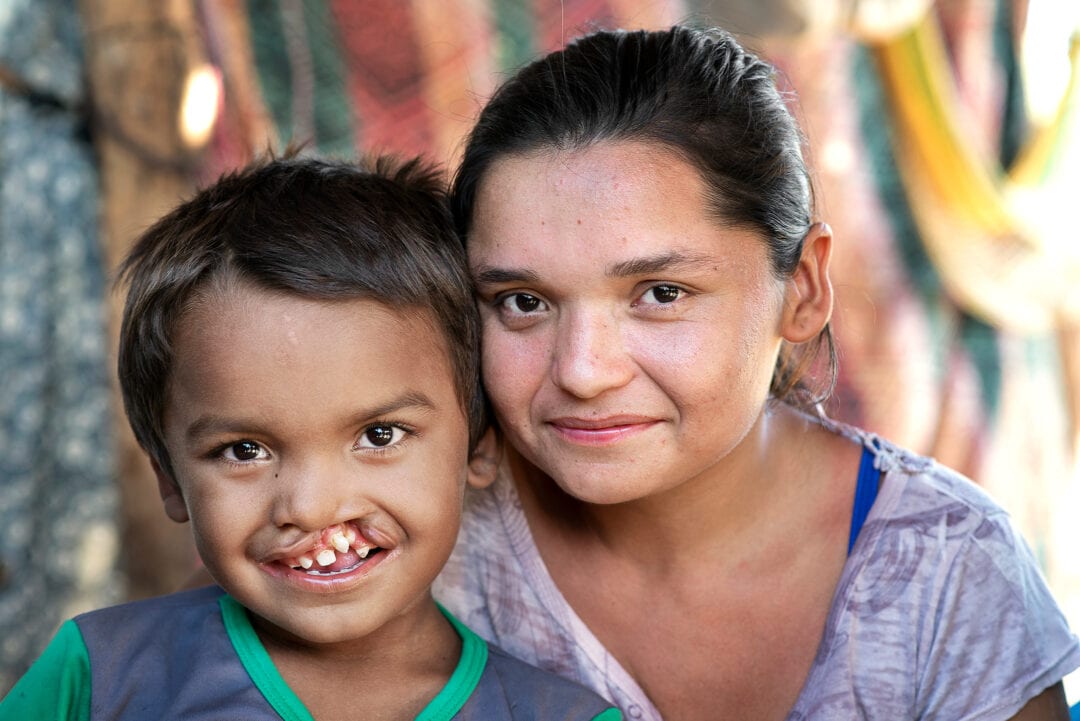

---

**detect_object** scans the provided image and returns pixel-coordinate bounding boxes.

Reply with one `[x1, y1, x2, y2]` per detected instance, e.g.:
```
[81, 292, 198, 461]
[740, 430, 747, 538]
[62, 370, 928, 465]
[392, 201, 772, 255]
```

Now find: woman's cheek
[481, 327, 548, 407]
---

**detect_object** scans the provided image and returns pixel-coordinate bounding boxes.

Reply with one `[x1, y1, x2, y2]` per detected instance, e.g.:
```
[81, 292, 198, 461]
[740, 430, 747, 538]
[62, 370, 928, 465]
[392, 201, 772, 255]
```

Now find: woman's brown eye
[653, 285, 680, 303]
[512, 294, 541, 312]
[643, 285, 681, 304]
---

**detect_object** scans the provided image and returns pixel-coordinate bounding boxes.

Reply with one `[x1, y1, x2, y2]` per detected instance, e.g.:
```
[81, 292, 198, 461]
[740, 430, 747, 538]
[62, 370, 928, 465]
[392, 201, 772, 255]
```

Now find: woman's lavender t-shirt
[433, 427, 1080, 720]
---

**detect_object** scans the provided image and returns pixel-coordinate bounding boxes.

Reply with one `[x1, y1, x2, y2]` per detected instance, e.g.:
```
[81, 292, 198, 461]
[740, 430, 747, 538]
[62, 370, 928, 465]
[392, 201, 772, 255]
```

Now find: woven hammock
[870, 11, 1080, 333]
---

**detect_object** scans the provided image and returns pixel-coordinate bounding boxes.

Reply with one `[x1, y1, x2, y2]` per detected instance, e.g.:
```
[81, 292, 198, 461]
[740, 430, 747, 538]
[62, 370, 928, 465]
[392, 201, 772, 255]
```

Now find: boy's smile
[157, 282, 471, 649]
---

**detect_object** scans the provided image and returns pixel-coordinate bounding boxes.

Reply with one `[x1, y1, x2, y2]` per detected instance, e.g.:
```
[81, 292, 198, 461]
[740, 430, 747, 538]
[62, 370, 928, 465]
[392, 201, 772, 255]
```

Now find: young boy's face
[156, 281, 472, 648]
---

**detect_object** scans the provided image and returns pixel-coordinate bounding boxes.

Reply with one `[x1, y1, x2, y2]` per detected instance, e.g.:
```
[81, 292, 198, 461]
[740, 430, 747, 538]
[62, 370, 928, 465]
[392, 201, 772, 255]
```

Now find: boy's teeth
[298, 555, 314, 570]
[315, 549, 337, 567]
[344, 527, 358, 545]
[330, 532, 350, 553]
[357, 545, 370, 559]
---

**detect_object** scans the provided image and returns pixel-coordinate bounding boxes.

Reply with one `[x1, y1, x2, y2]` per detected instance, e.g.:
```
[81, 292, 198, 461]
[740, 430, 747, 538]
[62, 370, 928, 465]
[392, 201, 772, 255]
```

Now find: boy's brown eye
[364, 425, 396, 447]
[231, 441, 261, 460]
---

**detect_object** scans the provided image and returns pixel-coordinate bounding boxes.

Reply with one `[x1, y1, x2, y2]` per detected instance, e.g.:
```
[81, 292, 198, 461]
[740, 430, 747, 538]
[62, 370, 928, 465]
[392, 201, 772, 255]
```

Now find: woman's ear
[152, 459, 190, 523]
[467, 427, 501, 489]
[781, 222, 834, 343]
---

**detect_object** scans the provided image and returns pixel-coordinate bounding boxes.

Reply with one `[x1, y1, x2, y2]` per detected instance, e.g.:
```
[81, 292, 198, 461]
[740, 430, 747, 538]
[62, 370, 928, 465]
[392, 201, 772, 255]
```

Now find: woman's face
[468, 140, 790, 504]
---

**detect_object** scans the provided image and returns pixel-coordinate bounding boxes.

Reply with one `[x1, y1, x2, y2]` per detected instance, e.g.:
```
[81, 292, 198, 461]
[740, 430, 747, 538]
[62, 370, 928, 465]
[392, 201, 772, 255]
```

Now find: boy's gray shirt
[72, 585, 616, 720]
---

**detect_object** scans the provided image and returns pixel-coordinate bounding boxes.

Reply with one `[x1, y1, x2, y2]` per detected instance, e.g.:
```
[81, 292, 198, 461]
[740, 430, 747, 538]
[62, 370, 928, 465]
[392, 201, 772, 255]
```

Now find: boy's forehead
[175, 283, 447, 358]
[165, 286, 464, 422]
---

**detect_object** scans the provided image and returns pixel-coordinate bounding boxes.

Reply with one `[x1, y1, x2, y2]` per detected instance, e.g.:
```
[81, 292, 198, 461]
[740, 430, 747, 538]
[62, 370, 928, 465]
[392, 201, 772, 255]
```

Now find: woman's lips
[547, 416, 660, 445]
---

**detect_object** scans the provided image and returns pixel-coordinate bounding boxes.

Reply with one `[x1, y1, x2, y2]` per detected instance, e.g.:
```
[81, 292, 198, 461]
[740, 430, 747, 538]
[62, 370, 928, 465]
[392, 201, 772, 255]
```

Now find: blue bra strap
[847, 446, 880, 556]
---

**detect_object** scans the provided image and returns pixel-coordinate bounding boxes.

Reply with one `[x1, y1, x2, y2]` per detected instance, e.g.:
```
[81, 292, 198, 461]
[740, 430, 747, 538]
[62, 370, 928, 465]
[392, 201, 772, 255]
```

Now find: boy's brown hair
[117, 154, 484, 481]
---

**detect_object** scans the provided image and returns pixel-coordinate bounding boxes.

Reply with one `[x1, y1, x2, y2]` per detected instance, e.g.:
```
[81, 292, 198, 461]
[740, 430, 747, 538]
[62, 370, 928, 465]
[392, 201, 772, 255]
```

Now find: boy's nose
[270, 458, 359, 531]
[550, 308, 634, 399]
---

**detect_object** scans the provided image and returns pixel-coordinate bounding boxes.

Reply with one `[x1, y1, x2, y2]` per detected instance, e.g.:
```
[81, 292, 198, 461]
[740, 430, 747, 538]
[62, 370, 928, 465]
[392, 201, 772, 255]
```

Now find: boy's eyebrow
[472, 251, 714, 287]
[350, 392, 439, 422]
[183, 392, 439, 442]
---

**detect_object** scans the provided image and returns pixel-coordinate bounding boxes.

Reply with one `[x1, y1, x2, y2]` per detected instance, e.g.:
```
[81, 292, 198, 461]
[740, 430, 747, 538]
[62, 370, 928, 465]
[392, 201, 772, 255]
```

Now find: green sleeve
[0, 620, 91, 721]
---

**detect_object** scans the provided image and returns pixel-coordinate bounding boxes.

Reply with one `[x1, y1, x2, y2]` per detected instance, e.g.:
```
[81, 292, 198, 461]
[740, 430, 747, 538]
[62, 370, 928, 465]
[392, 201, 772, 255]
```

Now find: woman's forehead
[478, 140, 693, 192]
[471, 142, 704, 229]
[466, 140, 765, 266]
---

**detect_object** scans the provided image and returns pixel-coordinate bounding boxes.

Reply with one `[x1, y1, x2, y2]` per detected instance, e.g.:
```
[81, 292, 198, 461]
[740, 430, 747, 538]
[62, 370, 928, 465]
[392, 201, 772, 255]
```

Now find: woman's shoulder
[821, 415, 1007, 524]
[796, 418, 1080, 719]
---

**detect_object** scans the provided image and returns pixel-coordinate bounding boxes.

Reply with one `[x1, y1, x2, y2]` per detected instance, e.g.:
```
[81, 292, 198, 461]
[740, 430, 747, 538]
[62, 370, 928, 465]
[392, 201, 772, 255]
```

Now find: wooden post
[78, 0, 206, 599]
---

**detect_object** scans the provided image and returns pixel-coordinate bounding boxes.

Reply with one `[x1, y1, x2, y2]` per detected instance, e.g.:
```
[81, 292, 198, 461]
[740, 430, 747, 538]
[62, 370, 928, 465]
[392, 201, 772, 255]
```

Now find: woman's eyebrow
[474, 252, 715, 285]
[472, 266, 540, 285]
[607, 250, 713, 278]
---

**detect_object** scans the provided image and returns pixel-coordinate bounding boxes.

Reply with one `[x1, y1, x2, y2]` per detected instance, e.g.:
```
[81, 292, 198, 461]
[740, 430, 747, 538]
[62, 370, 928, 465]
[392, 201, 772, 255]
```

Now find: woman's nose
[550, 308, 634, 399]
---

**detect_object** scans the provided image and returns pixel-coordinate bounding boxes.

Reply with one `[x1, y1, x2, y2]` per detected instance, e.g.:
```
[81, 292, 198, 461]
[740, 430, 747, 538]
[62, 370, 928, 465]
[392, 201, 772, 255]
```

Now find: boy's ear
[781, 222, 834, 343]
[466, 427, 501, 490]
[151, 459, 190, 524]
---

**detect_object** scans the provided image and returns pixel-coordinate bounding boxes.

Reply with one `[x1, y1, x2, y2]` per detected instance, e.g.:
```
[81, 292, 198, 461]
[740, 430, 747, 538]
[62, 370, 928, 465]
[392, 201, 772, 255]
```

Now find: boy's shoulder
[463, 642, 620, 720]
[76, 584, 225, 623]
[72, 585, 276, 719]
[73, 582, 227, 651]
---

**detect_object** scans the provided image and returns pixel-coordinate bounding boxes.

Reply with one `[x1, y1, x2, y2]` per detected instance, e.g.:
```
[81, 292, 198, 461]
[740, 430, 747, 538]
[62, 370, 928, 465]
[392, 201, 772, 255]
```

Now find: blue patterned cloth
[0, 0, 119, 693]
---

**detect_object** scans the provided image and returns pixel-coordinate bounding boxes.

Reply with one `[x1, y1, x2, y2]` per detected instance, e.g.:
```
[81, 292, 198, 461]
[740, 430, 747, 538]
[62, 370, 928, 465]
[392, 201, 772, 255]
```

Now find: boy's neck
[252, 597, 461, 721]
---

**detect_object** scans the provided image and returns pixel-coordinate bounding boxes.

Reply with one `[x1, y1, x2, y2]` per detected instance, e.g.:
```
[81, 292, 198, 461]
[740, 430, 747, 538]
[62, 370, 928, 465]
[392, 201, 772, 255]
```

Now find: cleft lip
[258, 531, 321, 565]
[270, 520, 388, 571]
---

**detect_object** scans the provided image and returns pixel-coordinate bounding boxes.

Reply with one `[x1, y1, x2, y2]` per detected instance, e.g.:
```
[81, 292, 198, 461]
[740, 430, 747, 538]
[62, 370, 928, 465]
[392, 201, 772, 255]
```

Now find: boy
[0, 155, 621, 721]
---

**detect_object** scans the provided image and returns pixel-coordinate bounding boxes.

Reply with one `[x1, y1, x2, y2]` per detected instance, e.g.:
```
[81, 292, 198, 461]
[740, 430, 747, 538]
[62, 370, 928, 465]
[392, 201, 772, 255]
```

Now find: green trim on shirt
[0, 619, 91, 721]
[417, 603, 489, 720]
[219, 595, 488, 720]
[219, 595, 315, 721]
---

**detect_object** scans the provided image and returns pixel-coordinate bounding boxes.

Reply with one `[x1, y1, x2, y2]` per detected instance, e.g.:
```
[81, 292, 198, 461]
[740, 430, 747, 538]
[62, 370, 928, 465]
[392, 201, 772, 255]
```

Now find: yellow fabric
[870, 14, 1080, 332]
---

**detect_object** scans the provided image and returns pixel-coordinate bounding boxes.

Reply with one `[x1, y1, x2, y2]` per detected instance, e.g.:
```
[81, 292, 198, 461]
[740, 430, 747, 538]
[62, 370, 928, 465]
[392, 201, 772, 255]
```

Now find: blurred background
[2, 0, 1078, 701]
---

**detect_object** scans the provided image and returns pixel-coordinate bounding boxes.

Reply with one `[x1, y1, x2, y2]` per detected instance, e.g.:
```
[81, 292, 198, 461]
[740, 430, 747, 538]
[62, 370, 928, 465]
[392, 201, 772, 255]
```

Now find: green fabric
[301, 1, 354, 157]
[853, 43, 1003, 416]
[591, 708, 624, 721]
[244, 0, 354, 157]
[992, 0, 1027, 171]
[493, 0, 536, 72]
[245, 0, 294, 145]
[0, 619, 91, 721]
[220, 595, 315, 721]
[219, 595, 488, 720]
[418, 603, 489, 720]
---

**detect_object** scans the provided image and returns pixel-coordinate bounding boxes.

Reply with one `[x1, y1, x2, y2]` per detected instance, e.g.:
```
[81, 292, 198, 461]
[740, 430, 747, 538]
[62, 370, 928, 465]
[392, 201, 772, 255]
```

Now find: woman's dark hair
[451, 25, 836, 406]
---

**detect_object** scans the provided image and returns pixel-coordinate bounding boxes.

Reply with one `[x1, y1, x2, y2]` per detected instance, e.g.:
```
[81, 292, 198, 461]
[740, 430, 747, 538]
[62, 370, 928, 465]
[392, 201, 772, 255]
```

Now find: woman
[433, 25, 1080, 720]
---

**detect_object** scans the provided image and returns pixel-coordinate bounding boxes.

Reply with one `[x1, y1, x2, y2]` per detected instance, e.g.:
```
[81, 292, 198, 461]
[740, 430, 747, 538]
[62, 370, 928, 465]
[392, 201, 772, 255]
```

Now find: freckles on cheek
[482, 335, 546, 393]
[481, 343, 544, 438]
[635, 332, 705, 374]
